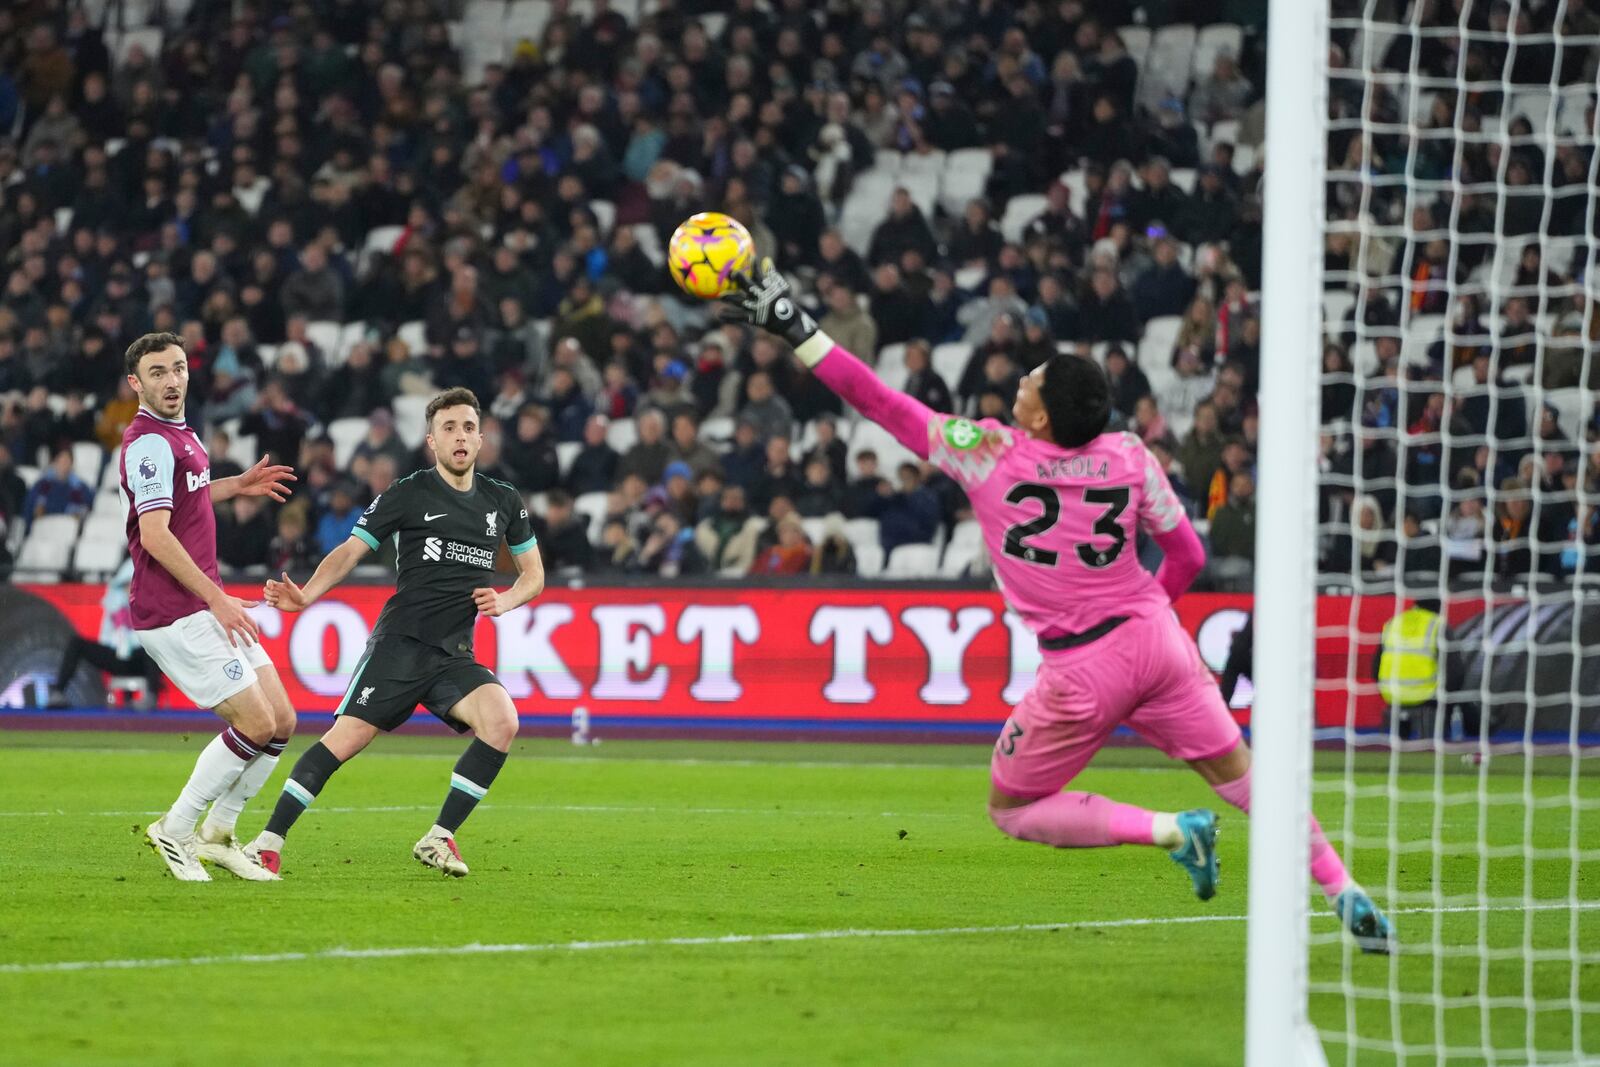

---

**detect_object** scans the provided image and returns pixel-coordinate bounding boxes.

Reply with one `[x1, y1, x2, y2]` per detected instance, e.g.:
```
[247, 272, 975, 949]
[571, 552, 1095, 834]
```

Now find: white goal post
[1248, 0, 1329, 1062]
[1251, 1, 1600, 1064]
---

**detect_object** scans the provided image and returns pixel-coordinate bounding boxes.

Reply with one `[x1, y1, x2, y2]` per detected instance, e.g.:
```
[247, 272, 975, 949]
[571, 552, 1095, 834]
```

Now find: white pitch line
[0, 801, 966, 819]
[2, 901, 1596, 977]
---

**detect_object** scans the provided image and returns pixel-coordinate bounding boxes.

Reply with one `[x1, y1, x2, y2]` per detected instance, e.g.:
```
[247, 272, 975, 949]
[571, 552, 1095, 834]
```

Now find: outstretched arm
[798, 334, 935, 460]
[264, 537, 370, 612]
[722, 259, 938, 459]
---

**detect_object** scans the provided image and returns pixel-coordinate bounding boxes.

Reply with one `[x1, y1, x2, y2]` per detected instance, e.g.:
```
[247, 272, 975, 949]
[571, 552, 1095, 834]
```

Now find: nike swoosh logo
[1191, 830, 1209, 869]
[424, 512, 447, 521]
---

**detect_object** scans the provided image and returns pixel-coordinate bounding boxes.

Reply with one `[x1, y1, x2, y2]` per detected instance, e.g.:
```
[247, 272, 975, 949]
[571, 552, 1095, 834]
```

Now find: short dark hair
[1038, 355, 1112, 448]
[125, 331, 185, 376]
[425, 387, 481, 429]
[546, 488, 573, 509]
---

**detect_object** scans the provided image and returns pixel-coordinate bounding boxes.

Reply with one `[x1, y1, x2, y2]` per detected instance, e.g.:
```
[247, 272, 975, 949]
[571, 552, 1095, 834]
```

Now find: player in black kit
[250, 388, 545, 877]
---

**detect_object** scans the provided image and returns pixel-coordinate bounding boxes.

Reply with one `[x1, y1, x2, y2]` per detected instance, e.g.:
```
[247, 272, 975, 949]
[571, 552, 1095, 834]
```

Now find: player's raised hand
[264, 572, 309, 613]
[209, 594, 261, 647]
[472, 586, 507, 617]
[236, 454, 297, 502]
[717, 257, 819, 348]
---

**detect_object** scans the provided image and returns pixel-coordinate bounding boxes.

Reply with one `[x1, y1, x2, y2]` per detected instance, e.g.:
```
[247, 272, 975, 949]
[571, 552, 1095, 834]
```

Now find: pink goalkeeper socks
[1209, 767, 1352, 899]
[989, 791, 1157, 848]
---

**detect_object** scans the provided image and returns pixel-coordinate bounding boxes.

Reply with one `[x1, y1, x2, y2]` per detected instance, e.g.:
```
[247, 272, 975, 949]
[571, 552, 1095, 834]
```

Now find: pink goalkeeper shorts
[991, 610, 1244, 799]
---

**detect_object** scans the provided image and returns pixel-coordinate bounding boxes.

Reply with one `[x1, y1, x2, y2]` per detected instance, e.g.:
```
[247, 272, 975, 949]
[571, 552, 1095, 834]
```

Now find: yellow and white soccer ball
[668, 211, 756, 300]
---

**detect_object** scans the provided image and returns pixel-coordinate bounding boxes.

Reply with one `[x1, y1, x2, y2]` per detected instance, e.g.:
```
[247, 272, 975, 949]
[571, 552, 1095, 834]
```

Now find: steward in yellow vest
[1375, 600, 1442, 739]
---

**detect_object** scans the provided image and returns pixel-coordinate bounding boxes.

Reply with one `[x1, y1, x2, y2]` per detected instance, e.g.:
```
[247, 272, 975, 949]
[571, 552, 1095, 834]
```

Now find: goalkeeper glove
[719, 257, 820, 351]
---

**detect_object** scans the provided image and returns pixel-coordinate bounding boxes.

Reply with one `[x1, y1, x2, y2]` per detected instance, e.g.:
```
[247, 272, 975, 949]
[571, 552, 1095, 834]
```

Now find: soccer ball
[668, 212, 755, 300]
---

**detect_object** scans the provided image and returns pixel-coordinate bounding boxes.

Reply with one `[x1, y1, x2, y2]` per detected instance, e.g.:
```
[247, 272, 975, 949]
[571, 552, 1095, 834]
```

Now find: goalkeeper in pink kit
[723, 261, 1392, 953]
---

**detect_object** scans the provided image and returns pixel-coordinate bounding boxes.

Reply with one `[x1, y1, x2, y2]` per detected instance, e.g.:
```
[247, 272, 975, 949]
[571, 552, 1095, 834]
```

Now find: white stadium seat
[392, 395, 430, 448]
[885, 543, 940, 578]
[854, 543, 884, 577]
[73, 537, 126, 576]
[327, 417, 370, 469]
[1000, 193, 1048, 243]
[573, 491, 609, 537]
[606, 417, 638, 454]
[556, 441, 581, 477]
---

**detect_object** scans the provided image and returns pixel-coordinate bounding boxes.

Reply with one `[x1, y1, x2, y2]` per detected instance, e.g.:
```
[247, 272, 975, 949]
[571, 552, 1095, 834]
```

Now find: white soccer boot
[145, 816, 211, 882]
[195, 823, 279, 882]
[413, 832, 469, 877]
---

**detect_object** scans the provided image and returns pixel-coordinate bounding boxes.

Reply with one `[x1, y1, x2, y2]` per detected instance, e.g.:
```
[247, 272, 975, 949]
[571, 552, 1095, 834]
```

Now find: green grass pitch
[1, 730, 1595, 1066]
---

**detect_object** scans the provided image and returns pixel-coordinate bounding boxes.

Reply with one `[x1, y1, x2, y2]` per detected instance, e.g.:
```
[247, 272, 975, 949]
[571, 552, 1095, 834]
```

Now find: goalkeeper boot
[145, 816, 211, 882]
[413, 832, 469, 878]
[1333, 885, 1394, 955]
[195, 823, 279, 882]
[1168, 809, 1220, 901]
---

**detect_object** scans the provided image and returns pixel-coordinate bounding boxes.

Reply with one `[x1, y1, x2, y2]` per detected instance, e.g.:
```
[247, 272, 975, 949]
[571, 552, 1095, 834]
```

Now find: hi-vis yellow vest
[1378, 607, 1441, 706]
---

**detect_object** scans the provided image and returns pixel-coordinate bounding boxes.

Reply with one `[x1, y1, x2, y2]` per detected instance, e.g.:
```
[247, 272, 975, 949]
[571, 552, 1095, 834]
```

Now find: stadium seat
[256, 343, 278, 369]
[999, 193, 1048, 243]
[359, 226, 406, 275]
[1139, 315, 1182, 365]
[947, 519, 982, 552]
[462, 0, 505, 25]
[1168, 168, 1197, 194]
[228, 434, 258, 471]
[844, 517, 881, 551]
[556, 441, 581, 477]
[397, 320, 428, 355]
[338, 321, 369, 361]
[1544, 388, 1591, 441]
[92, 488, 124, 517]
[589, 199, 616, 236]
[697, 11, 727, 38]
[18, 516, 80, 572]
[1059, 168, 1088, 216]
[81, 514, 123, 547]
[573, 491, 609, 537]
[327, 417, 369, 469]
[505, 0, 551, 40]
[800, 517, 829, 545]
[73, 536, 125, 576]
[1118, 25, 1152, 69]
[930, 342, 972, 388]
[71, 442, 103, 485]
[940, 542, 984, 578]
[393, 395, 430, 448]
[1557, 85, 1596, 138]
[305, 321, 342, 363]
[885, 543, 940, 578]
[112, 28, 163, 65]
[1231, 144, 1257, 174]
[953, 265, 987, 291]
[900, 149, 947, 176]
[699, 416, 734, 444]
[1139, 24, 1198, 112]
[1192, 23, 1243, 84]
[631, 224, 665, 266]
[606, 417, 638, 454]
[854, 543, 884, 577]
[1321, 291, 1356, 340]
[1207, 119, 1241, 151]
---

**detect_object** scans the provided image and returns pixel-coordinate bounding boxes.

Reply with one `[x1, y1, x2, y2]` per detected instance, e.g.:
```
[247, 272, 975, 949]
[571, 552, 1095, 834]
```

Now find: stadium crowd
[0, 0, 1593, 591]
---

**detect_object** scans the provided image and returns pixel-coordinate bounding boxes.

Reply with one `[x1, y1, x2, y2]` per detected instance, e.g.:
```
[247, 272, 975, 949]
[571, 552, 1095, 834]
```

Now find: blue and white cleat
[1169, 809, 1220, 901]
[1333, 885, 1394, 955]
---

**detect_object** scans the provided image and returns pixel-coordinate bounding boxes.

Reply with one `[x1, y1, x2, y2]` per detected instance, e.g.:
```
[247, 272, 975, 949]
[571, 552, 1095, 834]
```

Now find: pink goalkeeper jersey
[811, 342, 1194, 640]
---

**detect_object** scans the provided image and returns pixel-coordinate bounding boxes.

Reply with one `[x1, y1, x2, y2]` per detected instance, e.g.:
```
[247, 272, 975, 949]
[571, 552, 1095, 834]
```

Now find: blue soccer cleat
[1333, 885, 1394, 955]
[1169, 809, 1220, 901]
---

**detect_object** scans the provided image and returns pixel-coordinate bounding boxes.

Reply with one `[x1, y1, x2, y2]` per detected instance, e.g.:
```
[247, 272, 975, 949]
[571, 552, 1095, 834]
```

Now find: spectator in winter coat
[1131, 236, 1197, 322]
[863, 463, 941, 554]
[867, 188, 938, 267]
[818, 285, 879, 364]
[535, 490, 596, 573]
[565, 414, 620, 496]
[617, 409, 672, 485]
[903, 339, 954, 414]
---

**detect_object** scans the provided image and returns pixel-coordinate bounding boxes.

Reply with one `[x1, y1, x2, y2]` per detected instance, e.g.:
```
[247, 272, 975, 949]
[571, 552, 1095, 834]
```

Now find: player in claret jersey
[121, 332, 298, 882]
[722, 262, 1393, 953]
[253, 387, 545, 878]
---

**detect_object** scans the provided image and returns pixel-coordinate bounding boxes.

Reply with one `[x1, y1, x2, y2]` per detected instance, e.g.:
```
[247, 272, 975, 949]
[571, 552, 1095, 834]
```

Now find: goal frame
[1246, 0, 1330, 1064]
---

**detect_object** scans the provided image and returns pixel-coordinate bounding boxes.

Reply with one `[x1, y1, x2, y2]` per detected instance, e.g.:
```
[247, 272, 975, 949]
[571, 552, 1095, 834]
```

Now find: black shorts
[335, 634, 499, 734]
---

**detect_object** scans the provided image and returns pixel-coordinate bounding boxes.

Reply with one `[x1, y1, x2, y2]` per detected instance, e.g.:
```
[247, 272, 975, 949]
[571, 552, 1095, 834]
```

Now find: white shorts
[137, 609, 274, 710]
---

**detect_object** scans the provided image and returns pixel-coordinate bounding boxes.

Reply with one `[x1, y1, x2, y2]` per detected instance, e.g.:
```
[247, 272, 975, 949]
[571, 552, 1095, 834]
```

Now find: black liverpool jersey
[351, 468, 537, 655]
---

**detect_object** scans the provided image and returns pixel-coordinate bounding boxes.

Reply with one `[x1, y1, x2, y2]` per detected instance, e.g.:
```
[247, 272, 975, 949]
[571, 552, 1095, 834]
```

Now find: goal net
[1253, 0, 1600, 1063]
